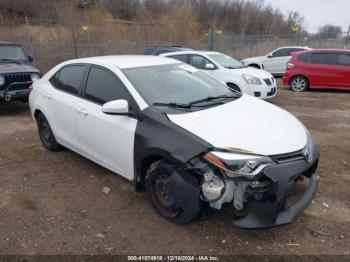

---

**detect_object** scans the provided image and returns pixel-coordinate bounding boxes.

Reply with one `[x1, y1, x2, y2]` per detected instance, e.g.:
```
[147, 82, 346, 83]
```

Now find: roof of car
[62, 55, 180, 69]
[160, 50, 222, 56]
[276, 46, 310, 49]
[292, 48, 350, 55]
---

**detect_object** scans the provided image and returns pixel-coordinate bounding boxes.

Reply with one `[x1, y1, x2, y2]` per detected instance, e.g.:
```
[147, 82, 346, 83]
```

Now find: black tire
[36, 113, 62, 152]
[227, 83, 241, 93]
[290, 76, 309, 92]
[19, 98, 28, 103]
[146, 160, 200, 225]
[248, 64, 260, 69]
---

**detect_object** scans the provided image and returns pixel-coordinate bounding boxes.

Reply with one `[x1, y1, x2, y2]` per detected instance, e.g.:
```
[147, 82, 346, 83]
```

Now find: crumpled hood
[167, 95, 307, 156]
[224, 66, 272, 79]
[0, 63, 40, 74]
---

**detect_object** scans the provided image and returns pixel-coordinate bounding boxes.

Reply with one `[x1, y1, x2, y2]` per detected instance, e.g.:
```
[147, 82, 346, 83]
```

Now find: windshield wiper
[153, 102, 191, 109]
[189, 95, 239, 106]
[0, 58, 21, 64]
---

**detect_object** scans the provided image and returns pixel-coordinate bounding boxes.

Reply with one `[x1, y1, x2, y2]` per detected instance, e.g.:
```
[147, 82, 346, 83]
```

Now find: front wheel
[37, 113, 62, 152]
[227, 83, 241, 93]
[290, 76, 309, 92]
[146, 160, 200, 225]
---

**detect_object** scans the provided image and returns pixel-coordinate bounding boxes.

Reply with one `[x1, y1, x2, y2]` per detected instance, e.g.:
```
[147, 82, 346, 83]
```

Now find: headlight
[0, 75, 5, 86]
[303, 131, 315, 163]
[242, 74, 261, 85]
[30, 73, 40, 82]
[203, 151, 274, 178]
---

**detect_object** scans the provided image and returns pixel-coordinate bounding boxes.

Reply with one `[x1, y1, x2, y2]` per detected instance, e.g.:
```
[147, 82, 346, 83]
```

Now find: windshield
[123, 64, 236, 107]
[0, 45, 27, 61]
[208, 53, 244, 69]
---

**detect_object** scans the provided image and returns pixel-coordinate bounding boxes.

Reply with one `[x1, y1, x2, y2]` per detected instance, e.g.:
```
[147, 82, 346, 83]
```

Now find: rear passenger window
[169, 54, 189, 63]
[50, 65, 85, 95]
[190, 55, 213, 69]
[335, 54, 350, 66]
[85, 66, 132, 105]
[310, 53, 334, 65]
[298, 53, 310, 62]
[153, 49, 174, 55]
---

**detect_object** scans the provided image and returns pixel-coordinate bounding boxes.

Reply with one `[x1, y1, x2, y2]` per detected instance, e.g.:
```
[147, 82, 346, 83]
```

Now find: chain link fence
[211, 32, 350, 60]
[0, 15, 349, 72]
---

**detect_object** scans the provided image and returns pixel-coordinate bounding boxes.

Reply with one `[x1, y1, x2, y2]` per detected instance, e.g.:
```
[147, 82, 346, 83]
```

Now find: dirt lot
[0, 86, 349, 258]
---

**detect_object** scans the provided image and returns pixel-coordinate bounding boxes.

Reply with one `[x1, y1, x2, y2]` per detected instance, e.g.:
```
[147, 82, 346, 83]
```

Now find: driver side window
[190, 55, 214, 70]
[271, 48, 290, 58]
[84, 66, 133, 105]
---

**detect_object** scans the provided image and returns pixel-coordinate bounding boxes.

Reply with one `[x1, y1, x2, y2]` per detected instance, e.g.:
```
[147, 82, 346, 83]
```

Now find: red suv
[283, 49, 350, 92]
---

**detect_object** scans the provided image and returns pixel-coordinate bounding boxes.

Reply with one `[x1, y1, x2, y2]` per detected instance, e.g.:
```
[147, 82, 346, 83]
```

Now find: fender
[133, 107, 213, 190]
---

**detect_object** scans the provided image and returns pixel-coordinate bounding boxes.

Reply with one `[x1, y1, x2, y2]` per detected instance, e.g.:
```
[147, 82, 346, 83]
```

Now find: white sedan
[29, 55, 319, 228]
[241, 46, 311, 76]
[160, 51, 277, 99]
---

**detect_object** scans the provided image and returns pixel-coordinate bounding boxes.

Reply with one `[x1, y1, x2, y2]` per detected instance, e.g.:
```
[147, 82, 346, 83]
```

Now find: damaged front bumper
[232, 158, 319, 229]
[168, 144, 320, 229]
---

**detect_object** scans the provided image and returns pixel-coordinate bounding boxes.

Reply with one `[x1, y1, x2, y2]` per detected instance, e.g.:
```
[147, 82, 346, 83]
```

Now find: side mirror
[267, 54, 273, 58]
[102, 99, 129, 115]
[205, 63, 215, 70]
[28, 55, 34, 62]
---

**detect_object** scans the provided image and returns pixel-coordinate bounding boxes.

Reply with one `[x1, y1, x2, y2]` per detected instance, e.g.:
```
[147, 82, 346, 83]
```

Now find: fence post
[25, 16, 34, 55]
[250, 37, 253, 57]
[208, 28, 213, 50]
[345, 25, 350, 48]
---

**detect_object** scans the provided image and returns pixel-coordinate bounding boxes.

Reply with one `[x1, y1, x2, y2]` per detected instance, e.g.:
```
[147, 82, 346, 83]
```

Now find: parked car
[161, 51, 277, 99]
[241, 46, 311, 76]
[29, 55, 319, 229]
[0, 42, 41, 102]
[284, 49, 350, 92]
[143, 46, 192, 56]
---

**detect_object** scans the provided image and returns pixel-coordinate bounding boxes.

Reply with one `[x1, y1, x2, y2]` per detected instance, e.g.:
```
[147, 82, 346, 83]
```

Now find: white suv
[161, 51, 277, 99]
[241, 46, 311, 76]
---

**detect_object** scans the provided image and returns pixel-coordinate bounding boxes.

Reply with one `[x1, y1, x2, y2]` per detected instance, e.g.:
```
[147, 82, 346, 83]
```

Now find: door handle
[76, 107, 88, 116]
[42, 92, 51, 99]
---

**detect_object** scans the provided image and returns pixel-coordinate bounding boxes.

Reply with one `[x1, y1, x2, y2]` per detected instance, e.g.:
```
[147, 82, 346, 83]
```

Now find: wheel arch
[226, 82, 241, 92]
[134, 149, 183, 192]
[34, 109, 43, 119]
[247, 63, 261, 69]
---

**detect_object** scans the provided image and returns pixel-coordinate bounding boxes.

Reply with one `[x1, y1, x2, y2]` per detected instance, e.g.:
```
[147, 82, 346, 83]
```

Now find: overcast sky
[266, 0, 350, 33]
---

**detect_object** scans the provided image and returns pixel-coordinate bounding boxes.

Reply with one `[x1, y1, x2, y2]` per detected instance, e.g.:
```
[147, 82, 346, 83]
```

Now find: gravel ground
[0, 86, 349, 258]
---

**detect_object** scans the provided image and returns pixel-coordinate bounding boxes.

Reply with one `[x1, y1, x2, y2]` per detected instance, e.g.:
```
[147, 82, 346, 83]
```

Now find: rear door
[334, 53, 350, 89]
[76, 65, 138, 180]
[46, 64, 87, 151]
[307, 53, 336, 88]
[264, 48, 305, 74]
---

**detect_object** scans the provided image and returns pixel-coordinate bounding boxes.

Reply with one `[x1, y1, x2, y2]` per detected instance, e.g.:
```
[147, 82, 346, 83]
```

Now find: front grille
[264, 78, 272, 86]
[272, 149, 306, 164]
[3, 74, 32, 91]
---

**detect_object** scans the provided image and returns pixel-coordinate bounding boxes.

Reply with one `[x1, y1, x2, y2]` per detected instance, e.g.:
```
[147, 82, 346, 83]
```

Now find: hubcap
[291, 78, 306, 91]
[39, 118, 53, 146]
[152, 171, 181, 218]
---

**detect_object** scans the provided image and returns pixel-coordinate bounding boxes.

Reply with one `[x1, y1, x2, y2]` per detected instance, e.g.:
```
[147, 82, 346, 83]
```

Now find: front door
[77, 65, 138, 180]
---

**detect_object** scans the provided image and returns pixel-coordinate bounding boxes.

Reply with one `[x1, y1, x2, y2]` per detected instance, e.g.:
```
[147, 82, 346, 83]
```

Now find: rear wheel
[146, 160, 200, 224]
[290, 76, 309, 92]
[37, 113, 62, 152]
